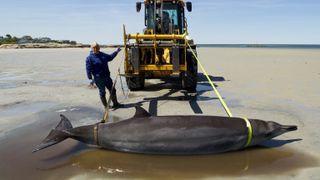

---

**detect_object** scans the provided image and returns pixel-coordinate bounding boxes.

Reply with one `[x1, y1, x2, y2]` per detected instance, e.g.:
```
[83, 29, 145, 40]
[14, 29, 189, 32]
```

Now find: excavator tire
[126, 75, 145, 91]
[182, 49, 198, 92]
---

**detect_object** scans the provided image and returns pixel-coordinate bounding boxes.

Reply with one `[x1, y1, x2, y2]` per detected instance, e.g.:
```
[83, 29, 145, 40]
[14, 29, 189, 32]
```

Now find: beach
[0, 47, 319, 179]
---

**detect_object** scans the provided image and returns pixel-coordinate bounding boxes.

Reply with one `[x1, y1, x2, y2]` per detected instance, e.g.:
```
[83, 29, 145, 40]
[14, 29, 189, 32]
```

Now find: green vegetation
[0, 34, 18, 44]
[0, 34, 77, 45]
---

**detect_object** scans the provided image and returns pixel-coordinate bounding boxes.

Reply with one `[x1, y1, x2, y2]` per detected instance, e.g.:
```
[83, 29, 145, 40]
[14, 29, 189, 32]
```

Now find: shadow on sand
[114, 73, 227, 115]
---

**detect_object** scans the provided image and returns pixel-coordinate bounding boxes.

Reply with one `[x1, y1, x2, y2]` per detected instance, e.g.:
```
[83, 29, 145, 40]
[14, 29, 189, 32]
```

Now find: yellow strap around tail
[186, 42, 233, 117]
[93, 124, 99, 145]
[242, 117, 253, 147]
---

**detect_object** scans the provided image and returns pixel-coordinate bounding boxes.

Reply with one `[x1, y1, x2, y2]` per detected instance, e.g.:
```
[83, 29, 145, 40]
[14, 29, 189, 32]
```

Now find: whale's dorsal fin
[56, 114, 73, 130]
[134, 106, 151, 118]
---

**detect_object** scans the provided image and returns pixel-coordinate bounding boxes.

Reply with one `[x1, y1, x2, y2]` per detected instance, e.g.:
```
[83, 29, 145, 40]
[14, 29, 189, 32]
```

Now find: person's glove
[116, 48, 121, 53]
[89, 79, 95, 86]
[88, 79, 96, 88]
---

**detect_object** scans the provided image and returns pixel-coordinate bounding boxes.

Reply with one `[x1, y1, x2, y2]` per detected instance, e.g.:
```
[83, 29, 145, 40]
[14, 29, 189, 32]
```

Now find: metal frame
[124, 0, 192, 76]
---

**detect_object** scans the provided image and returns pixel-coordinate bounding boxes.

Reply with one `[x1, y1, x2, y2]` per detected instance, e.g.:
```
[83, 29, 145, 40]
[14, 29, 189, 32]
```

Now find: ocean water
[197, 44, 320, 49]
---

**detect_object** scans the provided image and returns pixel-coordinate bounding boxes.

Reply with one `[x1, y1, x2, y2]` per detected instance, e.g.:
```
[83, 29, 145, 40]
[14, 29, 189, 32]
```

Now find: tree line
[0, 34, 77, 45]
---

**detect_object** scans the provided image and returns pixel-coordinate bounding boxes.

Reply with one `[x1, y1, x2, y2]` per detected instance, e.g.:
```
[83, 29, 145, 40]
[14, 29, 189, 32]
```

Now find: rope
[102, 73, 119, 122]
[102, 48, 127, 123]
[118, 68, 126, 96]
[186, 42, 233, 117]
[185, 41, 253, 146]
[104, 36, 252, 146]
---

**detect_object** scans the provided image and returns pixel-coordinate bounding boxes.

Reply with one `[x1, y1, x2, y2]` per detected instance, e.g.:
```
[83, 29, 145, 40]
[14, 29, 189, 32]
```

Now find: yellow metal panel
[163, 48, 171, 64]
[127, 33, 186, 40]
[139, 65, 186, 71]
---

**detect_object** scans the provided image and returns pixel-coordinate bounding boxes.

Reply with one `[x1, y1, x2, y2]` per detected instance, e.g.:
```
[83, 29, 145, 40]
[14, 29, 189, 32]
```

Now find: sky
[0, 0, 320, 44]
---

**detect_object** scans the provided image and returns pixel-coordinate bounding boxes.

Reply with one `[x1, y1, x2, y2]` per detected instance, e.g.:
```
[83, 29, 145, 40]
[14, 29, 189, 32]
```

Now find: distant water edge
[197, 44, 320, 49]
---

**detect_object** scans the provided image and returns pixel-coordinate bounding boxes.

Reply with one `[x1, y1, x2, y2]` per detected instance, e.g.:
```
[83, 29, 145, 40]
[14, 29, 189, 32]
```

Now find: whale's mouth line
[281, 125, 298, 131]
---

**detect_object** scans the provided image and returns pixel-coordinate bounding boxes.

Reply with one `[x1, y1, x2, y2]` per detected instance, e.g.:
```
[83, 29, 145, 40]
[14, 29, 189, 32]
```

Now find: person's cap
[90, 42, 100, 48]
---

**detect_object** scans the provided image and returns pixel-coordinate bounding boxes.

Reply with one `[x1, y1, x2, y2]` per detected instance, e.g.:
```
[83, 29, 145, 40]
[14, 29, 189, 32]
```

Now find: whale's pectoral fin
[133, 106, 151, 118]
[32, 114, 73, 153]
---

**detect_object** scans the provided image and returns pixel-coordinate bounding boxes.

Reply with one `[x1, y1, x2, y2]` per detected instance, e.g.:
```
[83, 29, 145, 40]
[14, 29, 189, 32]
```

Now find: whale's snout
[281, 125, 298, 132]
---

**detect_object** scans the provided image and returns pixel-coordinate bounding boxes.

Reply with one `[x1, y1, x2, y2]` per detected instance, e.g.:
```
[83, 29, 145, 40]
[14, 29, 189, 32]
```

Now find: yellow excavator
[123, 0, 197, 91]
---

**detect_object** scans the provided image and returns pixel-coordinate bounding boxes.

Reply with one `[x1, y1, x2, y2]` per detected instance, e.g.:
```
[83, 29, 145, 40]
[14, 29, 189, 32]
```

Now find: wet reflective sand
[0, 107, 318, 180]
[1, 48, 320, 179]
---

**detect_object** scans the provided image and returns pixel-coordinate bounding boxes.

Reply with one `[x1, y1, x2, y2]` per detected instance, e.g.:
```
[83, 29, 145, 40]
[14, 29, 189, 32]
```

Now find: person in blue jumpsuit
[86, 42, 122, 108]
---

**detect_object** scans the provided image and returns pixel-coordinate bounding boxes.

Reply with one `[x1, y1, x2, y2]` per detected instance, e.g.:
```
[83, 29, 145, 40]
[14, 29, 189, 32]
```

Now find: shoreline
[0, 43, 123, 49]
[1, 43, 320, 49]
[198, 44, 320, 49]
[0, 43, 88, 49]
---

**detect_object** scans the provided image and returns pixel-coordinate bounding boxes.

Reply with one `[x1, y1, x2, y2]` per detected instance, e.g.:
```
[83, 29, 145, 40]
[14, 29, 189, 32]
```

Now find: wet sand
[0, 48, 320, 179]
[0, 106, 317, 180]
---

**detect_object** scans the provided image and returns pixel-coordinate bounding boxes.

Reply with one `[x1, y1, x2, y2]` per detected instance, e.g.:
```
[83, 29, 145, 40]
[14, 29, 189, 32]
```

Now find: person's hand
[88, 79, 96, 88]
[116, 48, 121, 53]
[89, 79, 94, 86]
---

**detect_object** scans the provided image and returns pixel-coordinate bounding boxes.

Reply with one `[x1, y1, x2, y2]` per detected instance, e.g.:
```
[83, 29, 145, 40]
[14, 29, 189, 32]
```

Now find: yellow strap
[185, 39, 252, 146]
[186, 42, 233, 117]
[242, 117, 253, 147]
[93, 124, 99, 146]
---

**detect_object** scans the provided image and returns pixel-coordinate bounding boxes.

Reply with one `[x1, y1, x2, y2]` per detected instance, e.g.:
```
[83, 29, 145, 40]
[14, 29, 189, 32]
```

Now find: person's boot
[100, 96, 107, 108]
[111, 93, 123, 108]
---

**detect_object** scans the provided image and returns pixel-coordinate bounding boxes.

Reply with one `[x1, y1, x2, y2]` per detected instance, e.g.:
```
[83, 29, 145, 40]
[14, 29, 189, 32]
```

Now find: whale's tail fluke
[32, 114, 73, 153]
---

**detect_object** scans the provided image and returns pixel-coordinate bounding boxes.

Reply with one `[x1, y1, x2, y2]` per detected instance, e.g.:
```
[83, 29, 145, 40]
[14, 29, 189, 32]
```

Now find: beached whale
[33, 106, 297, 154]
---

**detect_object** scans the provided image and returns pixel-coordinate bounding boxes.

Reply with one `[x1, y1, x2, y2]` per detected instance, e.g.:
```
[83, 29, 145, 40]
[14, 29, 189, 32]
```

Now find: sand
[0, 47, 319, 179]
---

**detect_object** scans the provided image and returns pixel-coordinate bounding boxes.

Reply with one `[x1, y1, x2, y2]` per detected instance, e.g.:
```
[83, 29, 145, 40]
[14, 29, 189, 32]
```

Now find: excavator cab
[142, 1, 187, 34]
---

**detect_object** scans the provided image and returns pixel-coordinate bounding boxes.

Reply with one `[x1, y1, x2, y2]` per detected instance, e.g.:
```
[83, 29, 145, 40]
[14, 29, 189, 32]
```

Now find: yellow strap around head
[242, 117, 253, 147]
